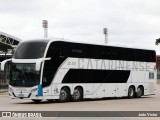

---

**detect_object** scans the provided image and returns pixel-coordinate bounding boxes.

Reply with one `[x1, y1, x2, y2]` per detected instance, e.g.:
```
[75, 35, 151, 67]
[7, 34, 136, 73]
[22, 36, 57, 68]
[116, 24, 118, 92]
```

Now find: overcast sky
[0, 0, 160, 54]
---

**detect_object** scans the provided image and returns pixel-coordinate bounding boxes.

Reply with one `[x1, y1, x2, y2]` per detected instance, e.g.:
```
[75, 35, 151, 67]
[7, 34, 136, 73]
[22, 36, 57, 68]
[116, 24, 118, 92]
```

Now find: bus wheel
[70, 87, 83, 102]
[128, 86, 135, 98]
[59, 88, 70, 102]
[135, 86, 143, 98]
[32, 100, 42, 103]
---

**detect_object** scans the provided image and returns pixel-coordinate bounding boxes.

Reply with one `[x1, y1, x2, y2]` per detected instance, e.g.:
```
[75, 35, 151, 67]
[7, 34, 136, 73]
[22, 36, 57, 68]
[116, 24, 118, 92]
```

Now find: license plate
[18, 94, 24, 97]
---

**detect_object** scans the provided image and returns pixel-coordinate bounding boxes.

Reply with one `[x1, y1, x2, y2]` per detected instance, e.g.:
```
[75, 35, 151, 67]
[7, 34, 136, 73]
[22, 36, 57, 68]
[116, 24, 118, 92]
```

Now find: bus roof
[21, 38, 155, 52]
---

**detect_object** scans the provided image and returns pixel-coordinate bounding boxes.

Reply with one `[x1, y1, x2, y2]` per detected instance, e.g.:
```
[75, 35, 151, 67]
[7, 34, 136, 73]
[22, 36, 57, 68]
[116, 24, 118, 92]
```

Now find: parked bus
[0, 39, 157, 102]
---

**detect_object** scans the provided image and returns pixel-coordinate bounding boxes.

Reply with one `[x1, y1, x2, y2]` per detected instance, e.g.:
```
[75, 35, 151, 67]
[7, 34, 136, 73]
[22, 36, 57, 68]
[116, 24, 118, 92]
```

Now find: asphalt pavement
[0, 85, 160, 120]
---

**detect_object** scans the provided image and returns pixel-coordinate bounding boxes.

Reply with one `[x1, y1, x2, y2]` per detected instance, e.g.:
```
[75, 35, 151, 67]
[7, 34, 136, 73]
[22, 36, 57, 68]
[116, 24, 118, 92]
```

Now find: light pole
[103, 28, 108, 44]
[42, 20, 48, 38]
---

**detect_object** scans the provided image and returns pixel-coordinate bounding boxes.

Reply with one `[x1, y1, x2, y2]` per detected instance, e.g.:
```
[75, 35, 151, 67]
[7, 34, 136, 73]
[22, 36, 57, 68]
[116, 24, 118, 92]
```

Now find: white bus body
[0, 39, 157, 102]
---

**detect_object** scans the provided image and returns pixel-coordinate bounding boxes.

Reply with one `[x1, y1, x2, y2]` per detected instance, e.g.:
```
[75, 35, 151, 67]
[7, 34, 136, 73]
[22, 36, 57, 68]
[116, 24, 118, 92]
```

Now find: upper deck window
[13, 40, 49, 59]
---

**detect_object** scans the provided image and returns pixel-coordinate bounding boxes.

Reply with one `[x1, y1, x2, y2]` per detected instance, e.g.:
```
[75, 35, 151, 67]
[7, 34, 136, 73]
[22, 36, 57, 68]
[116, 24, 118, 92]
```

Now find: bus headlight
[31, 88, 38, 93]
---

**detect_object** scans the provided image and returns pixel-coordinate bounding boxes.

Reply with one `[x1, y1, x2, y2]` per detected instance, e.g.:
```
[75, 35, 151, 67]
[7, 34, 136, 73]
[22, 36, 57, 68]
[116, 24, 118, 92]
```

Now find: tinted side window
[71, 43, 86, 58]
[123, 48, 133, 61]
[134, 49, 145, 61]
[146, 51, 156, 62]
[111, 47, 124, 60]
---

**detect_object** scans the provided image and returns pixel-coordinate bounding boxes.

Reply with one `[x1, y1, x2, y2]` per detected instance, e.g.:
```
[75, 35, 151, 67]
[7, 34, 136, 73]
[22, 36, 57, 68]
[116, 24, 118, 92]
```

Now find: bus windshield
[10, 63, 39, 87]
[13, 40, 49, 59]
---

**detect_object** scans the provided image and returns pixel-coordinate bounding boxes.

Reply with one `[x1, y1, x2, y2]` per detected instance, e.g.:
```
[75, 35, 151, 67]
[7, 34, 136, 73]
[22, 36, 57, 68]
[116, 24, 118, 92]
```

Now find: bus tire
[32, 100, 42, 103]
[128, 86, 135, 98]
[135, 86, 143, 98]
[59, 88, 70, 102]
[70, 87, 83, 102]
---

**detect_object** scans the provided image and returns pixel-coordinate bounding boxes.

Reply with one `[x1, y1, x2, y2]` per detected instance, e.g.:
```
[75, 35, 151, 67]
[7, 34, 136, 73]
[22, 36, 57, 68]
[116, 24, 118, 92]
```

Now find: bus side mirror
[0, 59, 12, 71]
[35, 57, 51, 71]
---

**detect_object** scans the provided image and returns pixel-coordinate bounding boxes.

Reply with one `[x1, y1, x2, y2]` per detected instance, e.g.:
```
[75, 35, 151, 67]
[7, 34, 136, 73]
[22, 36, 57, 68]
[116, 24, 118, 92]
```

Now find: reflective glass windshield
[10, 63, 39, 87]
[13, 40, 49, 59]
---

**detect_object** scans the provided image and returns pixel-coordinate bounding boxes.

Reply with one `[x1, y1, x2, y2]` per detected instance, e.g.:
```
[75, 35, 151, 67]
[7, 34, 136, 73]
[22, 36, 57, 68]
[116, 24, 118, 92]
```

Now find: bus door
[42, 71, 53, 99]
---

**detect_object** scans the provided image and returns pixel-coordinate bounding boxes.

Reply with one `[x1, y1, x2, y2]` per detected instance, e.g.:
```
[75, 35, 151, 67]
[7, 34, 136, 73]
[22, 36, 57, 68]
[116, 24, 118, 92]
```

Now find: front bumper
[9, 91, 43, 100]
[9, 91, 59, 100]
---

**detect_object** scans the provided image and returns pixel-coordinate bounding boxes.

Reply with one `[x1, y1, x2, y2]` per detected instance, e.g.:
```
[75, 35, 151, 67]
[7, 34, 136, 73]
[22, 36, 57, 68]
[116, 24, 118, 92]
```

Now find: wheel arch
[71, 86, 83, 96]
[61, 86, 71, 95]
[129, 85, 136, 91]
[128, 85, 136, 98]
[137, 85, 144, 95]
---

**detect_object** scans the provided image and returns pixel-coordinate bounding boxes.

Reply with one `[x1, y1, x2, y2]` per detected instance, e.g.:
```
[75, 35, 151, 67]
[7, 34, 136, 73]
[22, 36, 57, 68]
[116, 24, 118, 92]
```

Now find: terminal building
[0, 31, 21, 60]
[0, 31, 21, 91]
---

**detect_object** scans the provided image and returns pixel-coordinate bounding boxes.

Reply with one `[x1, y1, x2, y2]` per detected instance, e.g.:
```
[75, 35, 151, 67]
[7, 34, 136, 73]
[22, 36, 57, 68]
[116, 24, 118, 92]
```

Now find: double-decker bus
[0, 39, 157, 102]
